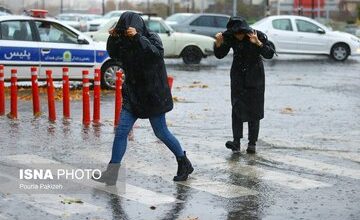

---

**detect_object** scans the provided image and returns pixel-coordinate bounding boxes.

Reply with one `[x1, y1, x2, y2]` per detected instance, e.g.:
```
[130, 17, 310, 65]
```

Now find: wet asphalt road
[0, 54, 359, 220]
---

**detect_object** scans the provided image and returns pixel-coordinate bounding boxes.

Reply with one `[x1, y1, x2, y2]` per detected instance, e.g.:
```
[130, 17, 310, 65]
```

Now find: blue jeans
[110, 109, 185, 163]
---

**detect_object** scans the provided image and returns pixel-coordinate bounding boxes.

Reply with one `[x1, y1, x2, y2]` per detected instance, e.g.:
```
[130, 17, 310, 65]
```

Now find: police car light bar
[27, 9, 48, 18]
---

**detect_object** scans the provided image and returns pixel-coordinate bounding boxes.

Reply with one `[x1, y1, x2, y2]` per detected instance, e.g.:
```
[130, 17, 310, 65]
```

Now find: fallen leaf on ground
[173, 96, 185, 102]
[60, 198, 84, 204]
[281, 107, 294, 114]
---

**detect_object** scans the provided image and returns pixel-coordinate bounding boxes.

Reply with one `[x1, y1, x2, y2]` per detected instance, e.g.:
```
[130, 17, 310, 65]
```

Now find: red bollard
[0, 65, 5, 116]
[167, 76, 174, 90]
[31, 67, 41, 117]
[114, 70, 123, 126]
[93, 68, 101, 125]
[82, 70, 91, 126]
[62, 67, 70, 119]
[8, 69, 18, 119]
[46, 70, 56, 122]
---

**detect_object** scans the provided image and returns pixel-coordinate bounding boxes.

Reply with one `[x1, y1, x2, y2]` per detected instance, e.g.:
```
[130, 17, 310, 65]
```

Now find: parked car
[344, 24, 360, 38]
[88, 10, 142, 32]
[85, 16, 214, 65]
[80, 14, 103, 32]
[0, 11, 11, 16]
[165, 13, 194, 26]
[168, 13, 230, 38]
[56, 13, 88, 32]
[0, 10, 121, 89]
[251, 15, 360, 61]
[82, 14, 102, 21]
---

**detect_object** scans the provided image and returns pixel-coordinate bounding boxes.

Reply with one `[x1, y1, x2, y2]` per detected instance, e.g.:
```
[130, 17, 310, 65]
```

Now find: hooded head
[115, 11, 149, 37]
[226, 16, 252, 34]
[222, 16, 252, 42]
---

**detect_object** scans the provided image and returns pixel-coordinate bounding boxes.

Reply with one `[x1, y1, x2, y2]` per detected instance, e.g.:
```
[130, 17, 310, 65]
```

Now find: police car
[0, 9, 120, 89]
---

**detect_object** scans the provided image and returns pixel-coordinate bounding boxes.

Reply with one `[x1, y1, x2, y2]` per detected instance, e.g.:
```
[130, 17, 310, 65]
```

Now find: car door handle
[191, 29, 196, 32]
[41, 49, 51, 54]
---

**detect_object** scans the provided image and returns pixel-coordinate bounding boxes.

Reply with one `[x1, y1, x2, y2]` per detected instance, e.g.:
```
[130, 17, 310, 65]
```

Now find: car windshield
[252, 17, 270, 26]
[58, 15, 79, 21]
[160, 20, 174, 32]
[166, 14, 193, 23]
[103, 11, 122, 19]
[98, 19, 117, 31]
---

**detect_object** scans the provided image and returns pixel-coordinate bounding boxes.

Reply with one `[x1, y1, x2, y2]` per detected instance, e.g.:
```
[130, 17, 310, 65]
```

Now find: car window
[214, 16, 228, 28]
[272, 19, 293, 31]
[0, 20, 34, 41]
[295, 19, 320, 33]
[146, 20, 167, 33]
[190, 16, 215, 27]
[35, 21, 78, 44]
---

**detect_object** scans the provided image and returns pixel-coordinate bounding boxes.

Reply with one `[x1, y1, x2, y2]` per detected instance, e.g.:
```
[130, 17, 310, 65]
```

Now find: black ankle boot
[92, 163, 121, 186]
[173, 151, 194, 181]
[225, 140, 240, 153]
[246, 142, 256, 154]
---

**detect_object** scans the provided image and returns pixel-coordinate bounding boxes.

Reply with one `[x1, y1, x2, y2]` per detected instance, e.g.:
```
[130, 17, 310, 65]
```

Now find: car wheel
[331, 43, 350, 61]
[181, 46, 203, 65]
[100, 60, 123, 89]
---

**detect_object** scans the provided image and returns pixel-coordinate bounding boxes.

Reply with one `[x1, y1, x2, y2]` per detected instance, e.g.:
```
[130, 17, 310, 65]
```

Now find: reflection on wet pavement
[0, 55, 359, 219]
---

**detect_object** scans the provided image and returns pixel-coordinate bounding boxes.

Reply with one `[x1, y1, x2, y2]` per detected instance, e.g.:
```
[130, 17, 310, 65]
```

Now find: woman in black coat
[94, 12, 193, 185]
[214, 17, 275, 154]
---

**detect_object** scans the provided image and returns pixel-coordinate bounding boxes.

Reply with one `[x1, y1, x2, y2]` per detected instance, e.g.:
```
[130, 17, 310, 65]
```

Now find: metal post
[311, 0, 315, 18]
[233, 0, 237, 16]
[200, 0, 205, 13]
[102, 0, 105, 15]
[167, 0, 171, 16]
[171, 0, 175, 14]
[266, 0, 270, 16]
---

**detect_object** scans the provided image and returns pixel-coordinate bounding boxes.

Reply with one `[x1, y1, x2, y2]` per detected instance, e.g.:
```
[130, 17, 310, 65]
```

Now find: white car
[86, 16, 215, 64]
[251, 15, 360, 61]
[88, 10, 142, 32]
[165, 13, 194, 26]
[56, 13, 88, 32]
[0, 10, 123, 89]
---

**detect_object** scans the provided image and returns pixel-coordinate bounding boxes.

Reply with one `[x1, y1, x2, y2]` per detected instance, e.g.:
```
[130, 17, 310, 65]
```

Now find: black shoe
[92, 163, 121, 186]
[173, 151, 194, 181]
[246, 143, 256, 154]
[225, 140, 240, 153]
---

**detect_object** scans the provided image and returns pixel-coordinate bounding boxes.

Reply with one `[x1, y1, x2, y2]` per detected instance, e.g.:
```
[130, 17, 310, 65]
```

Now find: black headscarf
[226, 16, 252, 34]
[115, 11, 149, 37]
[223, 16, 253, 44]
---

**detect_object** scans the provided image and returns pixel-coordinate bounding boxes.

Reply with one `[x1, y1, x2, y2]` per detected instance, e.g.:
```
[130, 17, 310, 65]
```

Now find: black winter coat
[113, 12, 173, 118]
[214, 20, 275, 122]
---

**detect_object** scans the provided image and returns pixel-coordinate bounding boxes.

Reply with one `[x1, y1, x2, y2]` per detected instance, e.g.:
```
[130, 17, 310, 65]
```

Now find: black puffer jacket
[214, 17, 275, 122]
[113, 12, 173, 118]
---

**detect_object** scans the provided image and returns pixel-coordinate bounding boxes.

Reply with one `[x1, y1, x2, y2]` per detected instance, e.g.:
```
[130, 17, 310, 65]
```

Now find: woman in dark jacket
[214, 17, 275, 154]
[94, 12, 193, 185]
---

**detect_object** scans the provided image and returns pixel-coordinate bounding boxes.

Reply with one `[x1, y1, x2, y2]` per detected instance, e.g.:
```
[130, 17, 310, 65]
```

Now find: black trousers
[232, 109, 260, 145]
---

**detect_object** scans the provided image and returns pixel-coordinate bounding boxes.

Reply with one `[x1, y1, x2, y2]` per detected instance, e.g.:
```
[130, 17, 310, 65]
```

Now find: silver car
[168, 13, 230, 38]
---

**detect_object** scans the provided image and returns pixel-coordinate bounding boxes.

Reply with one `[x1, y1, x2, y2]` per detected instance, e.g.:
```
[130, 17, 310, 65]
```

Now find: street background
[0, 0, 360, 219]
